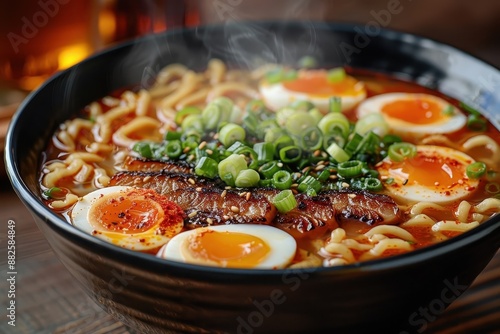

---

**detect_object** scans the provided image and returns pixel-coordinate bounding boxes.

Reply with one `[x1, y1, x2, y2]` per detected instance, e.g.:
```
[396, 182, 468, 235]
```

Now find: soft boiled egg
[376, 145, 479, 204]
[356, 93, 466, 137]
[259, 69, 366, 113]
[157, 224, 297, 269]
[71, 186, 184, 251]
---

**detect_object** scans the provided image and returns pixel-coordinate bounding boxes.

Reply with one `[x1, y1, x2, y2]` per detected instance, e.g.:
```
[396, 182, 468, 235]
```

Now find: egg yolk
[88, 192, 163, 234]
[381, 98, 446, 125]
[185, 230, 271, 268]
[283, 71, 362, 97]
[388, 153, 466, 188]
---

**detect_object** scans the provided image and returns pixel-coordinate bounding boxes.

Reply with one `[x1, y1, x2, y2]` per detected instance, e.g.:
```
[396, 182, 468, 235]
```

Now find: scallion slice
[318, 112, 350, 137]
[326, 143, 350, 163]
[218, 154, 248, 185]
[259, 161, 281, 179]
[485, 182, 500, 194]
[272, 170, 293, 190]
[327, 68, 346, 83]
[273, 189, 297, 213]
[133, 142, 153, 159]
[285, 111, 317, 136]
[328, 96, 342, 113]
[298, 175, 322, 193]
[364, 177, 383, 191]
[300, 126, 323, 151]
[388, 142, 417, 162]
[165, 140, 182, 159]
[337, 160, 363, 178]
[195, 157, 218, 179]
[466, 161, 487, 179]
[235, 169, 260, 187]
[279, 146, 302, 164]
[175, 106, 201, 126]
[201, 103, 222, 130]
[254, 142, 275, 163]
[355, 113, 389, 137]
[219, 123, 246, 147]
[466, 114, 487, 132]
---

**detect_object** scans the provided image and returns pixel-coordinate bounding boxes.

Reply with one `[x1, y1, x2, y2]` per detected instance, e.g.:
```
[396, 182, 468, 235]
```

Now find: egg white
[259, 81, 366, 113]
[71, 186, 181, 251]
[157, 224, 297, 269]
[356, 93, 466, 136]
[377, 145, 479, 204]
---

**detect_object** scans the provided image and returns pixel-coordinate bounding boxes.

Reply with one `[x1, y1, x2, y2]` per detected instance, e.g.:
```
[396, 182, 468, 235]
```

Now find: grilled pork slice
[110, 170, 402, 238]
[110, 171, 276, 226]
[121, 156, 193, 174]
[322, 190, 402, 226]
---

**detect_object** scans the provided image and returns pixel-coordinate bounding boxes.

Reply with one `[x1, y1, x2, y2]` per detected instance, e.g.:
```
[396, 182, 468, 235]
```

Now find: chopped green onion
[165, 140, 182, 159]
[485, 182, 500, 194]
[226, 141, 246, 153]
[326, 143, 350, 162]
[306, 188, 318, 196]
[285, 111, 317, 136]
[466, 161, 487, 179]
[283, 70, 298, 81]
[337, 160, 363, 178]
[219, 123, 246, 147]
[175, 106, 201, 126]
[308, 108, 323, 124]
[201, 103, 222, 130]
[382, 134, 402, 146]
[323, 128, 346, 149]
[259, 161, 281, 179]
[442, 104, 455, 116]
[328, 96, 342, 113]
[327, 68, 346, 83]
[388, 142, 417, 162]
[355, 113, 389, 137]
[290, 100, 316, 111]
[317, 169, 331, 182]
[212, 96, 234, 119]
[276, 107, 296, 127]
[218, 154, 248, 186]
[43, 187, 65, 199]
[264, 127, 286, 143]
[298, 175, 322, 193]
[300, 126, 323, 151]
[234, 146, 259, 170]
[246, 99, 268, 115]
[195, 157, 218, 179]
[165, 130, 182, 141]
[298, 56, 317, 69]
[273, 170, 293, 190]
[254, 142, 275, 163]
[235, 169, 260, 187]
[344, 133, 363, 155]
[274, 135, 295, 154]
[466, 114, 487, 132]
[266, 67, 285, 84]
[354, 131, 380, 155]
[181, 114, 204, 132]
[279, 145, 302, 164]
[318, 112, 350, 137]
[385, 177, 395, 185]
[364, 177, 383, 191]
[259, 178, 273, 187]
[133, 142, 153, 159]
[273, 189, 297, 213]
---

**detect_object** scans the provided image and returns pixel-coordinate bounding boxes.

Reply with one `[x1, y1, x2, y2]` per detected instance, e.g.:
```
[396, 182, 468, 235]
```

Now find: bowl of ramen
[5, 21, 500, 333]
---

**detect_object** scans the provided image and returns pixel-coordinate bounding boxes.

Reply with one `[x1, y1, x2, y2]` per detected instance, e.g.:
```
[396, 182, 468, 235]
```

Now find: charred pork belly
[121, 156, 193, 173]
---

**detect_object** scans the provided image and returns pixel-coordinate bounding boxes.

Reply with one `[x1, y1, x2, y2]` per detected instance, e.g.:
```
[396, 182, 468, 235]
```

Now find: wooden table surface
[0, 176, 499, 334]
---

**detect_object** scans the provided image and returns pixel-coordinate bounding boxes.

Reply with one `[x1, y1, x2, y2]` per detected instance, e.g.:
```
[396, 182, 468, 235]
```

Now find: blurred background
[1, 0, 500, 176]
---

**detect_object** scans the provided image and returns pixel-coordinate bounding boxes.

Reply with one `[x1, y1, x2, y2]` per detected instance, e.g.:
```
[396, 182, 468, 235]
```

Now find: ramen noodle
[39, 59, 500, 269]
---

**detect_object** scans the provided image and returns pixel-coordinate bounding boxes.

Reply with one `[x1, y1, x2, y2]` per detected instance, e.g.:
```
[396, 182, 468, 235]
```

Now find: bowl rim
[5, 21, 500, 277]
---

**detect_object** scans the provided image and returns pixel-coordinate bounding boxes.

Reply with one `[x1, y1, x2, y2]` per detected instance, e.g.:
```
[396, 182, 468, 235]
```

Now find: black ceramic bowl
[5, 22, 500, 334]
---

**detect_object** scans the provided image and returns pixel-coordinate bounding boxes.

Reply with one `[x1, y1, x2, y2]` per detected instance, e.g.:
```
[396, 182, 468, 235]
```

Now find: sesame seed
[302, 166, 311, 173]
[231, 206, 240, 213]
[206, 149, 213, 155]
[434, 182, 440, 186]
[143, 176, 151, 182]
[329, 175, 338, 180]
[375, 161, 383, 167]
[348, 193, 356, 198]
[458, 179, 464, 185]
[221, 190, 227, 198]
[223, 215, 229, 220]
[341, 182, 350, 188]
[206, 218, 213, 225]
[225, 186, 232, 190]
[183, 147, 191, 153]
[198, 141, 207, 149]
[315, 164, 325, 171]
[188, 211, 197, 218]
[187, 154, 195, 161]
[246, 192, 251, 200]
[313, 150, 321, 157]
[239, 192, 246, 197]
[213, 133, 219, 140]
[134, 178, 142, 184]
[196, 187, 202, 192]
[277, 162, 283, 168]
[291, 183, 299, 188]
[380, 175, 388, 180]
[188, 178, 195, 185]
